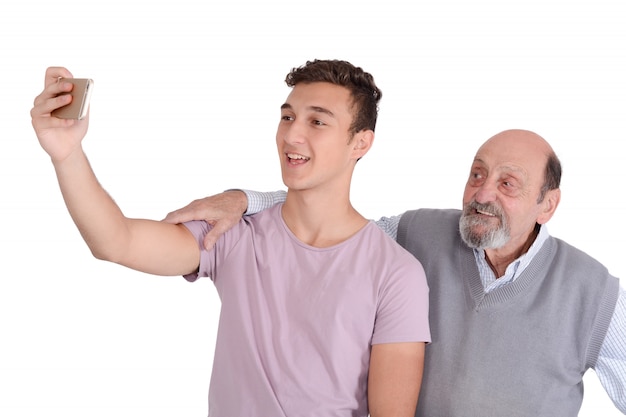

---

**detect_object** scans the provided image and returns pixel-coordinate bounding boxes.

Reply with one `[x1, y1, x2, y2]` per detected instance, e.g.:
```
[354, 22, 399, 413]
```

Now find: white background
[1, 0, 625, 415]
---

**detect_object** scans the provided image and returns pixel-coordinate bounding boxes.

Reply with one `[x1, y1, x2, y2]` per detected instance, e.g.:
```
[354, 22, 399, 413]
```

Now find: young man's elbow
[88, 242, 127, 264]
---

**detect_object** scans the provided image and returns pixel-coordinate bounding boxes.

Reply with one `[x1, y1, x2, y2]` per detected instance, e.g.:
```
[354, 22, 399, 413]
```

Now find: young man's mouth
[287, 153, 310, 165]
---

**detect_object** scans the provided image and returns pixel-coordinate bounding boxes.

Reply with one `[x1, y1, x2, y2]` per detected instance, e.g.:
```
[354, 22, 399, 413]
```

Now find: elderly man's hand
[163, 190, 248, 250]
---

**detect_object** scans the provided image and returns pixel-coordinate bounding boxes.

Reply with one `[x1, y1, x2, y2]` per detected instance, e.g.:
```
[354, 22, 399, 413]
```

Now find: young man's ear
[351, 130, 374, 160]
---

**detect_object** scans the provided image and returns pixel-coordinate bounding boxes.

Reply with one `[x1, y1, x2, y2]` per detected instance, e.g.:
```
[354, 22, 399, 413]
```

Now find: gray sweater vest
[397, 209, 619, 417]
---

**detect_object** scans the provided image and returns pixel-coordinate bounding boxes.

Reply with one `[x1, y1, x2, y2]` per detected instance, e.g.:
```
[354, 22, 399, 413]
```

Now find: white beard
[459, 202, 510, 250]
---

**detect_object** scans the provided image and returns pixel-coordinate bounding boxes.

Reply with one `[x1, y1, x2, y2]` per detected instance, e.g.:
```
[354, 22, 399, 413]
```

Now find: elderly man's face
[460, 130, 555, 254]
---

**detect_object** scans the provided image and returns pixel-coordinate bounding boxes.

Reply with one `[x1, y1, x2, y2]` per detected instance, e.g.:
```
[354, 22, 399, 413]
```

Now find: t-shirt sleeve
[372, 255, 431, 345]
[181, 220, 213, 282]
[181, 218, 250, 283]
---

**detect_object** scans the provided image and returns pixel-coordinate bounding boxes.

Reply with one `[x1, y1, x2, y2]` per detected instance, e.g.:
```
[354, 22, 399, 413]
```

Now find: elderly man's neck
[485, 223, 540, 278]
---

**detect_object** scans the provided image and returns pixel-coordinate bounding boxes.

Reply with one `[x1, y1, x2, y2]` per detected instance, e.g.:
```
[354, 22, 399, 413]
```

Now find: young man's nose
[282, 122, 306, 145]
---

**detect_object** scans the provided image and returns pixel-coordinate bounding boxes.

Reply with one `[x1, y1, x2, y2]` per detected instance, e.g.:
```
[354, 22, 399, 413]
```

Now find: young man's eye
[312, 119, 325, 126]
[281, 115, 294, 121]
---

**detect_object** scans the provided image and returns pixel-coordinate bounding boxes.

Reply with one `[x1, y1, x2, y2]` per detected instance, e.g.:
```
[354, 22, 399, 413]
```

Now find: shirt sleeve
[374, 215, 402, 241]
[242, 190, 287, 215]
[594, 285, 626, 412]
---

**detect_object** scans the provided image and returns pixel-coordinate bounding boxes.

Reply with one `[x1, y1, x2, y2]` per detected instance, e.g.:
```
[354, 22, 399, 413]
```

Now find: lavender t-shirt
[184, 204, 430, 417]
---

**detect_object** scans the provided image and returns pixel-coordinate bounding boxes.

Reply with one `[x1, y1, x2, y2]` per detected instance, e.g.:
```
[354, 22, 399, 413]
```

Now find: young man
[164, 129, 626, 416]
[30, 60, 430, 417]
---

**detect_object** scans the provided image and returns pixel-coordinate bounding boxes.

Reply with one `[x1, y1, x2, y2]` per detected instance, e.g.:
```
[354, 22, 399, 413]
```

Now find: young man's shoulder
[357, 222, 425, 268]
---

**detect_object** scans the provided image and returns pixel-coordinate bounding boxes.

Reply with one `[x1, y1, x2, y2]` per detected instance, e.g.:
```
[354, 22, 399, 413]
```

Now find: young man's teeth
[288, 153, 309, 160]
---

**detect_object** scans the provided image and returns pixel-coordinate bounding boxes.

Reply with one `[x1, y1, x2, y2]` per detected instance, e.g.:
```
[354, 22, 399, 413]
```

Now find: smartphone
[51, 78, 94, 120]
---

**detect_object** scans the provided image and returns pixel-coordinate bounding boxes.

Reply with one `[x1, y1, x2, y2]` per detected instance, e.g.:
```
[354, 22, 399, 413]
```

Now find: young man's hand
[31, 66, 89, 163]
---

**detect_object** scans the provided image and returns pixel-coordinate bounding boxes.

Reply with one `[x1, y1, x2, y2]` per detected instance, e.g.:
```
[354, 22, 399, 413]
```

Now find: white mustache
[465, 201, 503, 219]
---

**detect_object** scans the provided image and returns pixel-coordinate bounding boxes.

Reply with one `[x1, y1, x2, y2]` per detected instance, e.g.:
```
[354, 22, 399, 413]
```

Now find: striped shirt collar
[474, 224, 550, 293]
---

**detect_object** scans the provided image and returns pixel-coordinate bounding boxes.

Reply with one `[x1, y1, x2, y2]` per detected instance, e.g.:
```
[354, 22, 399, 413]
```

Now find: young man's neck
[281, 189, 368, 248]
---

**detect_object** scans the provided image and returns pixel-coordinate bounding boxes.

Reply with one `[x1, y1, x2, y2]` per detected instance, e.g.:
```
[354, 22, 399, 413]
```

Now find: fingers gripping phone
[51, 78, 94, 120]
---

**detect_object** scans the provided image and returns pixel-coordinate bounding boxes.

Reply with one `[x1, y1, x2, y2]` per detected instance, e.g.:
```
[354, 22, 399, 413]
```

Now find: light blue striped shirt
[245, 189, 626, 412]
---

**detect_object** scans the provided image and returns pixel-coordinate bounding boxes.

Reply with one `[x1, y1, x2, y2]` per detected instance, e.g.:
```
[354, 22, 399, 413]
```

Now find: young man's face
[276, 81, 367, 192]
